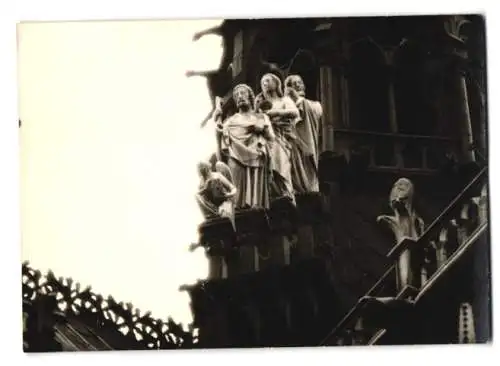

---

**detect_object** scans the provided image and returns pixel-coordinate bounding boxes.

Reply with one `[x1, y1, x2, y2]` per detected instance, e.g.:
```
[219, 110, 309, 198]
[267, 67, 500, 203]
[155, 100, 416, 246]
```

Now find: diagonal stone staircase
[320, 166, 489, 346]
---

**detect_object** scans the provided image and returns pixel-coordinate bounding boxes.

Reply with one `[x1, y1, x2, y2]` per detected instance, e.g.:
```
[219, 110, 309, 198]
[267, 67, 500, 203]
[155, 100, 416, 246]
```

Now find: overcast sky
[18, 19, 223, 325]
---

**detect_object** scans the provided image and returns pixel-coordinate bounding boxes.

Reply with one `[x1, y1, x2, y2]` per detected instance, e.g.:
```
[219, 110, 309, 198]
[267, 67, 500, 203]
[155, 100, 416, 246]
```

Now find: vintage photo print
[19, 15, 490, 351]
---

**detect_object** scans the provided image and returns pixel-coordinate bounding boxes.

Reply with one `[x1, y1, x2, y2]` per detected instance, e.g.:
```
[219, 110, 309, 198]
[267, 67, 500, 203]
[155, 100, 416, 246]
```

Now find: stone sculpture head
[284, 74, 306, 97]
[232, 84, 255, 111]
[197, 161, 212, 180]
[260, 73, 283, 97]
[389, 178, 414, 213]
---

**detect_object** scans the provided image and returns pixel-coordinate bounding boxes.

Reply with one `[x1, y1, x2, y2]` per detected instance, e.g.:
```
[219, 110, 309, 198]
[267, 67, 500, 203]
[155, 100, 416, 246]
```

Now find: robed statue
[255, 73, 300, 204]
[284, 74, 323, 193]
[219, 84, 275, 209]
[196, 160, 237, 228]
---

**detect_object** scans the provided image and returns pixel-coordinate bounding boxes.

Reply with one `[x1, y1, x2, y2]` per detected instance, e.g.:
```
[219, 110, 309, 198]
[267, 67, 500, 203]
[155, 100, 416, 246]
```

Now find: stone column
[383, 50, 398, 134]
[476, 79, 487, 159]
[382, 48, 404, 168]
[318, 49, 344, 154]
[472, 182, 490, 342]
[339, 57, 350, 129]
[443, 16, 476, 164]
[318, 65, 335, 153]
[232, 30, 244, 80]
[466, 16, 488, 160]
[455, 67, 476, 163]
[335, 39, 352, 130]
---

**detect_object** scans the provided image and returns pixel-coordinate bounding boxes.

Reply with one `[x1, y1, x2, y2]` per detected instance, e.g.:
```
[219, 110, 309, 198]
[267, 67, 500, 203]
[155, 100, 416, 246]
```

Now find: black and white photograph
[16, 12, 491, 353]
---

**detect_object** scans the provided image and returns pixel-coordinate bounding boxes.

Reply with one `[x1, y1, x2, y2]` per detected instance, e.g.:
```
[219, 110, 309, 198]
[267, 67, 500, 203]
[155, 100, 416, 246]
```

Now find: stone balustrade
[320, 166, 488, 346]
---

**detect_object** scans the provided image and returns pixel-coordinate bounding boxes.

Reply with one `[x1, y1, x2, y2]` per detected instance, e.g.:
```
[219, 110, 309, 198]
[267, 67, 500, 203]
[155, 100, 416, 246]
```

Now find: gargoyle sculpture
[377, 177, 425, 291]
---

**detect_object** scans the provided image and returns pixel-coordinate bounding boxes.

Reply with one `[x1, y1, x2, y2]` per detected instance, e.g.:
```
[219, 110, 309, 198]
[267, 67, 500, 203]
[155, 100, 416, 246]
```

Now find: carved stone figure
[377, 178, 425, 290]
[196, 160, 237, 228]
[256, 73, 300, 204]
[284, 74, 323, 193]
[220, 84, 275, 209]
[211, 96, 227, 162]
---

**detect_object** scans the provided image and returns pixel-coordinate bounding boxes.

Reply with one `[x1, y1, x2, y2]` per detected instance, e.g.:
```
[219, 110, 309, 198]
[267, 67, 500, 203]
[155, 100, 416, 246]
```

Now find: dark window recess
[349, 39, 390, 133]
[374, 143, 395, 166]
[401, 141, 423, 168]
[394, 42, 438, 136]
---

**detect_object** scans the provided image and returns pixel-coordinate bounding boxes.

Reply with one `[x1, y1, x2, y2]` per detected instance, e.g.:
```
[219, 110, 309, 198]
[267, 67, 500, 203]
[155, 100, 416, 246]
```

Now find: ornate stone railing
[389, 167, 487, 297]
[332, 129, 461, 173]
[318, 265, 398, 346]
[320, 166, 488, 346]
[22, 262, 197, 350]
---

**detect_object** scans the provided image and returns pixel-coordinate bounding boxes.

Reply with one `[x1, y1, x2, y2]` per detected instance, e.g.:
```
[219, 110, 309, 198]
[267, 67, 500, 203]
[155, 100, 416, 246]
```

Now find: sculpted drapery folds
[285, 74, 323, 193]
[200, 73, 320, 219]
[196, 160, 237, 228]
[256, 73, 300, 204]
[219, 84, 276, 209]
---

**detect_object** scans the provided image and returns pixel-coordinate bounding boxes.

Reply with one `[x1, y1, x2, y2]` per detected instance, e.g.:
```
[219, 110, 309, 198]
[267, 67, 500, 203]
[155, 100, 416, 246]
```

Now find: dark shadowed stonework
[184, 14, 490, 348]
[22, 263, 196, 352]
[22, 14, 491, 351]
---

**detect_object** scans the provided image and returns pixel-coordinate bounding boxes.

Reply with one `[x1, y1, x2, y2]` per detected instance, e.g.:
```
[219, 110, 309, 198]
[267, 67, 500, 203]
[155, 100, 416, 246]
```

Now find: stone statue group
[196, 73, 323, 227]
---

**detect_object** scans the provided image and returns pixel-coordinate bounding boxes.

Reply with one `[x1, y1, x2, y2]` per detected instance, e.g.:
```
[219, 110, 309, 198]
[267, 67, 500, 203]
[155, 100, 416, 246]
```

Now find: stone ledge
[197, 192, 330, 252]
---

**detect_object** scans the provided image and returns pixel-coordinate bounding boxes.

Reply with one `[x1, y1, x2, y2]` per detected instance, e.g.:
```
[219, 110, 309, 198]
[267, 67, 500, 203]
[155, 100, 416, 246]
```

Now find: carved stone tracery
[22, 262, 197, 350]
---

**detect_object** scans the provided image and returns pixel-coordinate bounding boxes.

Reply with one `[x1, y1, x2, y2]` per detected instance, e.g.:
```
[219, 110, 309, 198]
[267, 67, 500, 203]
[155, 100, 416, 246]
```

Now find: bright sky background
[18, 19, 223, 326]
[3, 1, 499, 364]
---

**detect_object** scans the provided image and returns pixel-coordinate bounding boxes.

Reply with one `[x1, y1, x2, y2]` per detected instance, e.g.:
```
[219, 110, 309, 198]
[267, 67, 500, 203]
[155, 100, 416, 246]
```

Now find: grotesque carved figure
[196, 160, 237, 228]
[220, 83, 275, 209]
[211, 96, 226, 162]
[284, 74, 323, 193]
[377, 178, 425, 290]
[385, 178, 424, 239]
[256, 73, 300, 204]
[390, 178, 414, 212]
